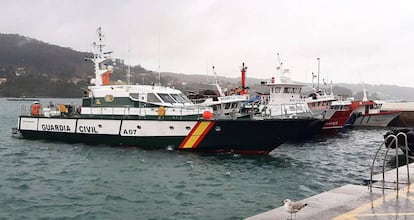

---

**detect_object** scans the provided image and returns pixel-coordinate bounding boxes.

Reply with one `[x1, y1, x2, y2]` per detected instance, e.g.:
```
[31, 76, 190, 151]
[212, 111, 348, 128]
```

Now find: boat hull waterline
[321, 109, 354, 133]
[18, 116, 322, 154]
[353, 112, 400, 127]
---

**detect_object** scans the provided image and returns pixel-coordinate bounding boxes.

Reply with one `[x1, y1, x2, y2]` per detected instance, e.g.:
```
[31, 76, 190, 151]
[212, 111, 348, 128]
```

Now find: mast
[158, 33, 161, 85]
[212, 66, 224, 97]
[85, 27, 113, 86]
[127, 20, 131, 85]
[127, 58, 131, 85]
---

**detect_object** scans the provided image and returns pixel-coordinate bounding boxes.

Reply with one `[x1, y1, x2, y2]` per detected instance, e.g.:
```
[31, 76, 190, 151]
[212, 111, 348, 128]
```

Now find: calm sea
[0, 98, 403, 219]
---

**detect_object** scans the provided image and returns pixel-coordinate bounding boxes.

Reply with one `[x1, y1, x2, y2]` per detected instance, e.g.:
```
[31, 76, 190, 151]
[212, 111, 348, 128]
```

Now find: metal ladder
[369, 132, 411, 192]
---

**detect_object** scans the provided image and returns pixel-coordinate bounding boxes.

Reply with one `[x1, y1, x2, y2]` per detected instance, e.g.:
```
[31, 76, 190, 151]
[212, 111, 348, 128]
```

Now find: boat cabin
[259, 71, 311, 118]
[78, 84, 210, 119]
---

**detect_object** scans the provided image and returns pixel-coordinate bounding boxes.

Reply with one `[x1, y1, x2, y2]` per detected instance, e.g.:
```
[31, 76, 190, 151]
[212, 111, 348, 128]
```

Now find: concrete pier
[246, 163, 413, 220]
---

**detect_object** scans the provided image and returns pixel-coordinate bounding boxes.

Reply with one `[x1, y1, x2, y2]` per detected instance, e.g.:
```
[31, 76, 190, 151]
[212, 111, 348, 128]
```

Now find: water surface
[0, 98, 400, 219]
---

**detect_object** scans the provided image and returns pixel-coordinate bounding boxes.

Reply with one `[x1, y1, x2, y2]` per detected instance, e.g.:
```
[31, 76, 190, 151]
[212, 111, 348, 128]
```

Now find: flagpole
[317, 57, 320, 91]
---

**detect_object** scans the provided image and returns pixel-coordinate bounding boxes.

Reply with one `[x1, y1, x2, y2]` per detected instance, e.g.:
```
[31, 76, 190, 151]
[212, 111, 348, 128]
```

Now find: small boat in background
[329, 99, 355, 128]
[304, 58, 353, 133]
[306, 94, 354, 134]
[189, 65, 249, 119]
[351, 89, 400, 127]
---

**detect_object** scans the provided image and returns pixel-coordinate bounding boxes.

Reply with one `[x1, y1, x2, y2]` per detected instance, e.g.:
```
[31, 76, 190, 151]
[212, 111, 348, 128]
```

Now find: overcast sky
[3, 0, 414, 87]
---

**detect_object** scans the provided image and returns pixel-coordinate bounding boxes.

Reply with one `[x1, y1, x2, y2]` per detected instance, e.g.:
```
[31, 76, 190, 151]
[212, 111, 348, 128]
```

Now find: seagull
[283, 199, 308, 219]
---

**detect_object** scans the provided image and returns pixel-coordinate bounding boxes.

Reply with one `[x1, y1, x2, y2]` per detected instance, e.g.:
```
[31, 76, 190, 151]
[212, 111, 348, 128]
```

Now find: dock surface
[246, 162, 413, 220]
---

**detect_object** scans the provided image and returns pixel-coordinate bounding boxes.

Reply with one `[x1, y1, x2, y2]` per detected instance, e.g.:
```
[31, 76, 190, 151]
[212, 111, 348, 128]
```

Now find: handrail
[369, 132, 410, 192]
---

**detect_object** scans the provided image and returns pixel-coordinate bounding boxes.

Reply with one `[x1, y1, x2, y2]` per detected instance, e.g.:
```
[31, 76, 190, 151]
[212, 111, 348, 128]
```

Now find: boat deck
[246, 163, 413, 220]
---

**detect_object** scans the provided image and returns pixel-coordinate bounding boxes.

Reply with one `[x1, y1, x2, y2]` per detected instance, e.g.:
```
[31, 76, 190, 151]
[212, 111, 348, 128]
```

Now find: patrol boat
[14, 28, 323, 154]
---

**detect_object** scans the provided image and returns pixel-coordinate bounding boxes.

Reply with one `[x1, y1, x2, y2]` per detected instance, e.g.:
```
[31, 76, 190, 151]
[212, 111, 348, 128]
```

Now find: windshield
[179, 93, 192, 103]
[147, 93, 162, 103]
[171, 94, 185, 103]
[171, 93, 192, 104]
[158, 93, 176, 103]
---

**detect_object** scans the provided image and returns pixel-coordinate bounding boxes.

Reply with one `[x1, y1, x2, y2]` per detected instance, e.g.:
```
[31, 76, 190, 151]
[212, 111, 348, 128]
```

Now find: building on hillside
[0, 78, 7, 85]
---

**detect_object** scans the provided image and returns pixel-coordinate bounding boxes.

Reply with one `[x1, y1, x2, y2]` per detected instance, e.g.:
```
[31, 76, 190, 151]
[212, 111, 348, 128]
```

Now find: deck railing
[19, 104, 210, 120]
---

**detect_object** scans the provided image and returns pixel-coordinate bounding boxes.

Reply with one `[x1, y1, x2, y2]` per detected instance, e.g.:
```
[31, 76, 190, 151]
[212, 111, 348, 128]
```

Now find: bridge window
[275, 87, 281, 93]
[158, 93, 176, 103]
[130, 93, 140, 99]
[171, 93, 187, 103]
[147, 93, 161, 102]
[179, 93, 192, 103]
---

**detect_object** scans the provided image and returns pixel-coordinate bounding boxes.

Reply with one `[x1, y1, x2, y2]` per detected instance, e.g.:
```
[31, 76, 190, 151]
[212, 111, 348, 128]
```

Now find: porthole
[98, 124, 102, 128]
[104, 95, 114, 102]
[215, 126, 221, 132]
[185, 126, 191, 130]
[137, 125, 142, 129]
[169, 126, 174, 130]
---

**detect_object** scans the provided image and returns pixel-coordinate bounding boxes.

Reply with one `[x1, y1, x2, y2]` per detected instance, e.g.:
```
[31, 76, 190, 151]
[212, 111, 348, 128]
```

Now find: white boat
[305, 57, 337, 119]
[191, 65, 248, 119]
[258, 54, 313, 119]
[304, 58, 353, 133]
[306, 89, 337, 119]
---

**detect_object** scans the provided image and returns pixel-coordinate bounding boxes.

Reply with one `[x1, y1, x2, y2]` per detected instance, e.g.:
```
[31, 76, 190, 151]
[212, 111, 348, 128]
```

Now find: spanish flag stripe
[181, 122, 211, 148]
[181, 136, 200, 148]
[179, 121, 214, 149]
[179, 122, 203, 148]
[192, 121, 211, 136]
[191, 121, 215, 148]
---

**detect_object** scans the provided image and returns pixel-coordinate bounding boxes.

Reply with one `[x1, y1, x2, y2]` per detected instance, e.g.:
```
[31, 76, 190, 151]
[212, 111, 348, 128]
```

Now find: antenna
[276, 53, 283, 75]
[127, 19, 131, 85]
[212, 66, 218, 85]
[330, 80, 334, 95]
[317, 57, 320, 91]
[158, 33, 161, 85]
[311, 72, 316, 89]
[206, 57, 209, 83]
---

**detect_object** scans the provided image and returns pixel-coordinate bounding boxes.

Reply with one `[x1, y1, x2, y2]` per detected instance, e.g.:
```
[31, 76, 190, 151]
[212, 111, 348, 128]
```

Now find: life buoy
[202, 111, 213, 120]
[158, 106, 166, 117]
[58, 104, 67, 113]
